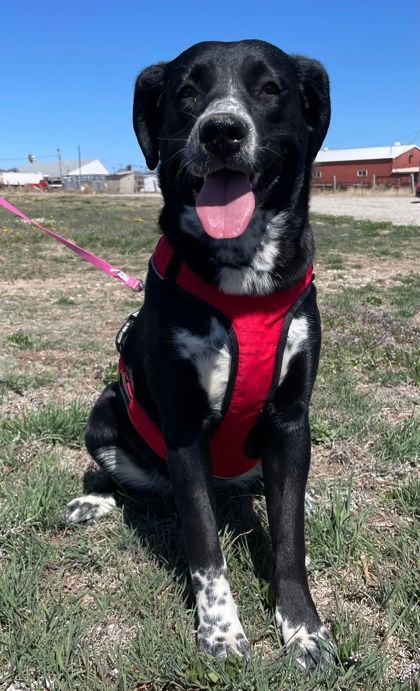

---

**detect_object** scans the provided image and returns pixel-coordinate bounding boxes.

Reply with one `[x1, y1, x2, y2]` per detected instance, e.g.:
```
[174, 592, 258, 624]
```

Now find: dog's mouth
[195, 170, 255, 240]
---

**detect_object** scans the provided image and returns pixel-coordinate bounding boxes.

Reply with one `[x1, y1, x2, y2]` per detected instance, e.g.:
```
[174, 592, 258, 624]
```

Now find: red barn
[313, 144, 420, 189]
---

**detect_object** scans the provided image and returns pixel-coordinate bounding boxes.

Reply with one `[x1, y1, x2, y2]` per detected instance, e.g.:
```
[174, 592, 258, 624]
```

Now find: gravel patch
[310, 194, 420, 226]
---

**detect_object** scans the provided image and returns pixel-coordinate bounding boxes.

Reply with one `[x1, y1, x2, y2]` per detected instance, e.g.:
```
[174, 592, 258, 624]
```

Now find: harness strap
[0, 195, 144, 292]
[119, 357, 167, 459]
[121, 236, 314, 478]
[152, 235, 313, 316]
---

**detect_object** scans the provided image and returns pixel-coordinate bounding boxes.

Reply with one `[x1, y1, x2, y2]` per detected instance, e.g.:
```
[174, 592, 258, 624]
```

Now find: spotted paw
[286, 625, 336, 669]
[277, 611, 336, 670]
[62, 493, 116, 525]
[197, 623, 250, 659]
[192, 564, 250, 660]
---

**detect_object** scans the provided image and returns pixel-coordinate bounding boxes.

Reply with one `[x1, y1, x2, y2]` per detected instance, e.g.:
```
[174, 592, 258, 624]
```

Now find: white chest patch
[279, 316, 309, 385]
[217, 210, 289, 295]
[173, 317, 230, 412]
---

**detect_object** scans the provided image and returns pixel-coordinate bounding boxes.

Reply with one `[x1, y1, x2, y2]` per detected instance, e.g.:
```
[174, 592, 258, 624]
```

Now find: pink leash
[0, 195, 144, 292]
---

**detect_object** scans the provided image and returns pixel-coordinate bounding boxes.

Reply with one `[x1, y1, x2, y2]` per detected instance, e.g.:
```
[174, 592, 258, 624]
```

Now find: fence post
[333, 175, 336, 192]
[372, 174, 376, 191]
[410, 173, 415, 194]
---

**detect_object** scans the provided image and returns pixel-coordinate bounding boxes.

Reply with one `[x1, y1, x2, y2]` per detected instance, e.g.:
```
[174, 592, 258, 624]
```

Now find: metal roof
[315, 145, 418, 163]
[17, 159, 109, 177]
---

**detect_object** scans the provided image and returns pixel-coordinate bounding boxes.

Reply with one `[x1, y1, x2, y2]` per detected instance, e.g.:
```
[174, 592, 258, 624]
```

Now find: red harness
[119, 237, 313, 479]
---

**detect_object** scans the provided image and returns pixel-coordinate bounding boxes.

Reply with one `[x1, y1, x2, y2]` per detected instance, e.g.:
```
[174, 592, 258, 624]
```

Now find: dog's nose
[199, 113, 248, 156]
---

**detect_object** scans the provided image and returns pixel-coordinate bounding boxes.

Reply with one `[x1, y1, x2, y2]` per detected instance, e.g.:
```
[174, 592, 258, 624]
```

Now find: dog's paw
[286, 626, 336, 670]
[277, 612, 336, 670]
[304, 491, 316, 514]
[197, 619, 250, 660]
[193, 566, 250, 660]
[197, 624, 250, 659]
[62, 493, 116, 525]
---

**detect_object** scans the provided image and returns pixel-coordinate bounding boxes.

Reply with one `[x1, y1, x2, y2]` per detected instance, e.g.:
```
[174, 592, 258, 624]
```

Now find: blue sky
[1, 0, 419, 172]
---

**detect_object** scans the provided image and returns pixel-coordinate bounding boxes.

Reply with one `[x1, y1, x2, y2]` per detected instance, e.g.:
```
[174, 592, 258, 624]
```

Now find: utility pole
[57, 148, 63, 181]
[78, 145, 82, 189]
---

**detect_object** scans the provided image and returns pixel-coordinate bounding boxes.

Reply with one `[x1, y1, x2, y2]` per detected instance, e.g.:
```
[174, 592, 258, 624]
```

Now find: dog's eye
[261, 81, 280, 95]
[179, 85, 197, 100]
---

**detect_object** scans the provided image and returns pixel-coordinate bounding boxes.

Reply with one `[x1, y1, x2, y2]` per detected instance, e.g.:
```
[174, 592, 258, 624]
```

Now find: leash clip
[133, 279, 145, 292]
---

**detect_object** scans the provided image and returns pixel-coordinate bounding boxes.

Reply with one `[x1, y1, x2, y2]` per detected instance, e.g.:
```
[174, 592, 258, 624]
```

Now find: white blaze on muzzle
[190, 96, 258, 239]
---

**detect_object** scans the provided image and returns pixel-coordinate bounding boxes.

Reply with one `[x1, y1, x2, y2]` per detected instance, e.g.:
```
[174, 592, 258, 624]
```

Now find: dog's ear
[292, 56, 330, 161]
[133, 63, 167, 170]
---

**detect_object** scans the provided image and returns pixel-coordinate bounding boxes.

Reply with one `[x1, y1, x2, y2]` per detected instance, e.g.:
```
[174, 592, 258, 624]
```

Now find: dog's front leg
[262, 404, 335, 669]
[167, 441, 250, 659]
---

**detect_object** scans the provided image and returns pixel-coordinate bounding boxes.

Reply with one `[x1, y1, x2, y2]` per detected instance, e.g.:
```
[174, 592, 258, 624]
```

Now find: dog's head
[133, 40, 329, 251]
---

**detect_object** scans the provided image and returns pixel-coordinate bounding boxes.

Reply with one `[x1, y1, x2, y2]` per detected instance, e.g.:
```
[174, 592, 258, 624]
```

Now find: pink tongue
[196, 171, 255, 239]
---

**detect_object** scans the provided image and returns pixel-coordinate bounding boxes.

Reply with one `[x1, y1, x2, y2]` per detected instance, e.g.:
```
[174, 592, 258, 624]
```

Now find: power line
[393, 129, 420, 143]
[0, 157, 27, 161]
[0, 153, 57, 161]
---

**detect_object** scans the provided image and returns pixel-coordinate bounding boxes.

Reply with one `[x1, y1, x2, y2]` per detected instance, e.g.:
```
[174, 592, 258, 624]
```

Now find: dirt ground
[311, 193, 420, 226]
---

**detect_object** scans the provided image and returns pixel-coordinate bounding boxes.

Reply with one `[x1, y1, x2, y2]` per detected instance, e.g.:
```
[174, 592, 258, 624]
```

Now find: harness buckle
[115, 310, 140, 353]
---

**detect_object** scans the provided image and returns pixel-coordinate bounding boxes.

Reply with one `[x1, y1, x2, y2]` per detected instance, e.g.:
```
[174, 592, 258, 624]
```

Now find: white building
[0, 171, 44, 186]
[18, 159, 109, 178]
[143, 174, 159, 192]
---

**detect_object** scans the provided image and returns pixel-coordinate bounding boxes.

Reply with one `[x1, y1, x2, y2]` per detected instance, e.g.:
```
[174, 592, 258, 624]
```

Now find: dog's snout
[199, 113, 249, 156]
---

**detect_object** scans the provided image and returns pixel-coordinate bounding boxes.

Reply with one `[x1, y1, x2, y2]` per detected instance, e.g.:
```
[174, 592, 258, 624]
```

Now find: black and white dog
[64, 40, 333, 667]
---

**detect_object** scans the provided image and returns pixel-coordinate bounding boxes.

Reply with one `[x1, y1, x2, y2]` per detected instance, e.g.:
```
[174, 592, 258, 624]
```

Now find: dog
[64, 39, 333, 668]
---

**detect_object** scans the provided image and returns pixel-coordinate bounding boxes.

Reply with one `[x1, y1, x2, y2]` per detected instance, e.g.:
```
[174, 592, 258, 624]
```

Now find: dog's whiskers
[158, 136, 188, 142]
[258, 145, 287, 161]
[166, 147, 188, 167]
[178, 155, 200, 178]
[179, 110, 198, 120]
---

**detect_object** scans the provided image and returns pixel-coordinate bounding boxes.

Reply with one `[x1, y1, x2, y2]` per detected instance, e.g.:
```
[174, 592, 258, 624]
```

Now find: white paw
[63, 493, 116, 524]
[304, 491, 316, 514]
[192, 565, 250, 659]
[276, 611, 336, 669]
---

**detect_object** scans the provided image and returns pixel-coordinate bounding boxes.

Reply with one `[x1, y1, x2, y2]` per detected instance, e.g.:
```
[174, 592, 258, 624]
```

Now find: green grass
[0, 194, 419, 689]
[55, 295, 77, 306]
[0, 194, 160, 279]
[318, 283, 419, 389]
[311, 416, 339, 445]
[2, 449, 80, 531]
[0, 370, 54, 398]
[102, 361, 119, 386]
[1, 400, 89, 448]
[307, 479, 370, 571]
[5, 330, 39, 349]
[388, 478, 420, 516]
[377, 417, 420, 467]
[312, 214, 419, 260]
